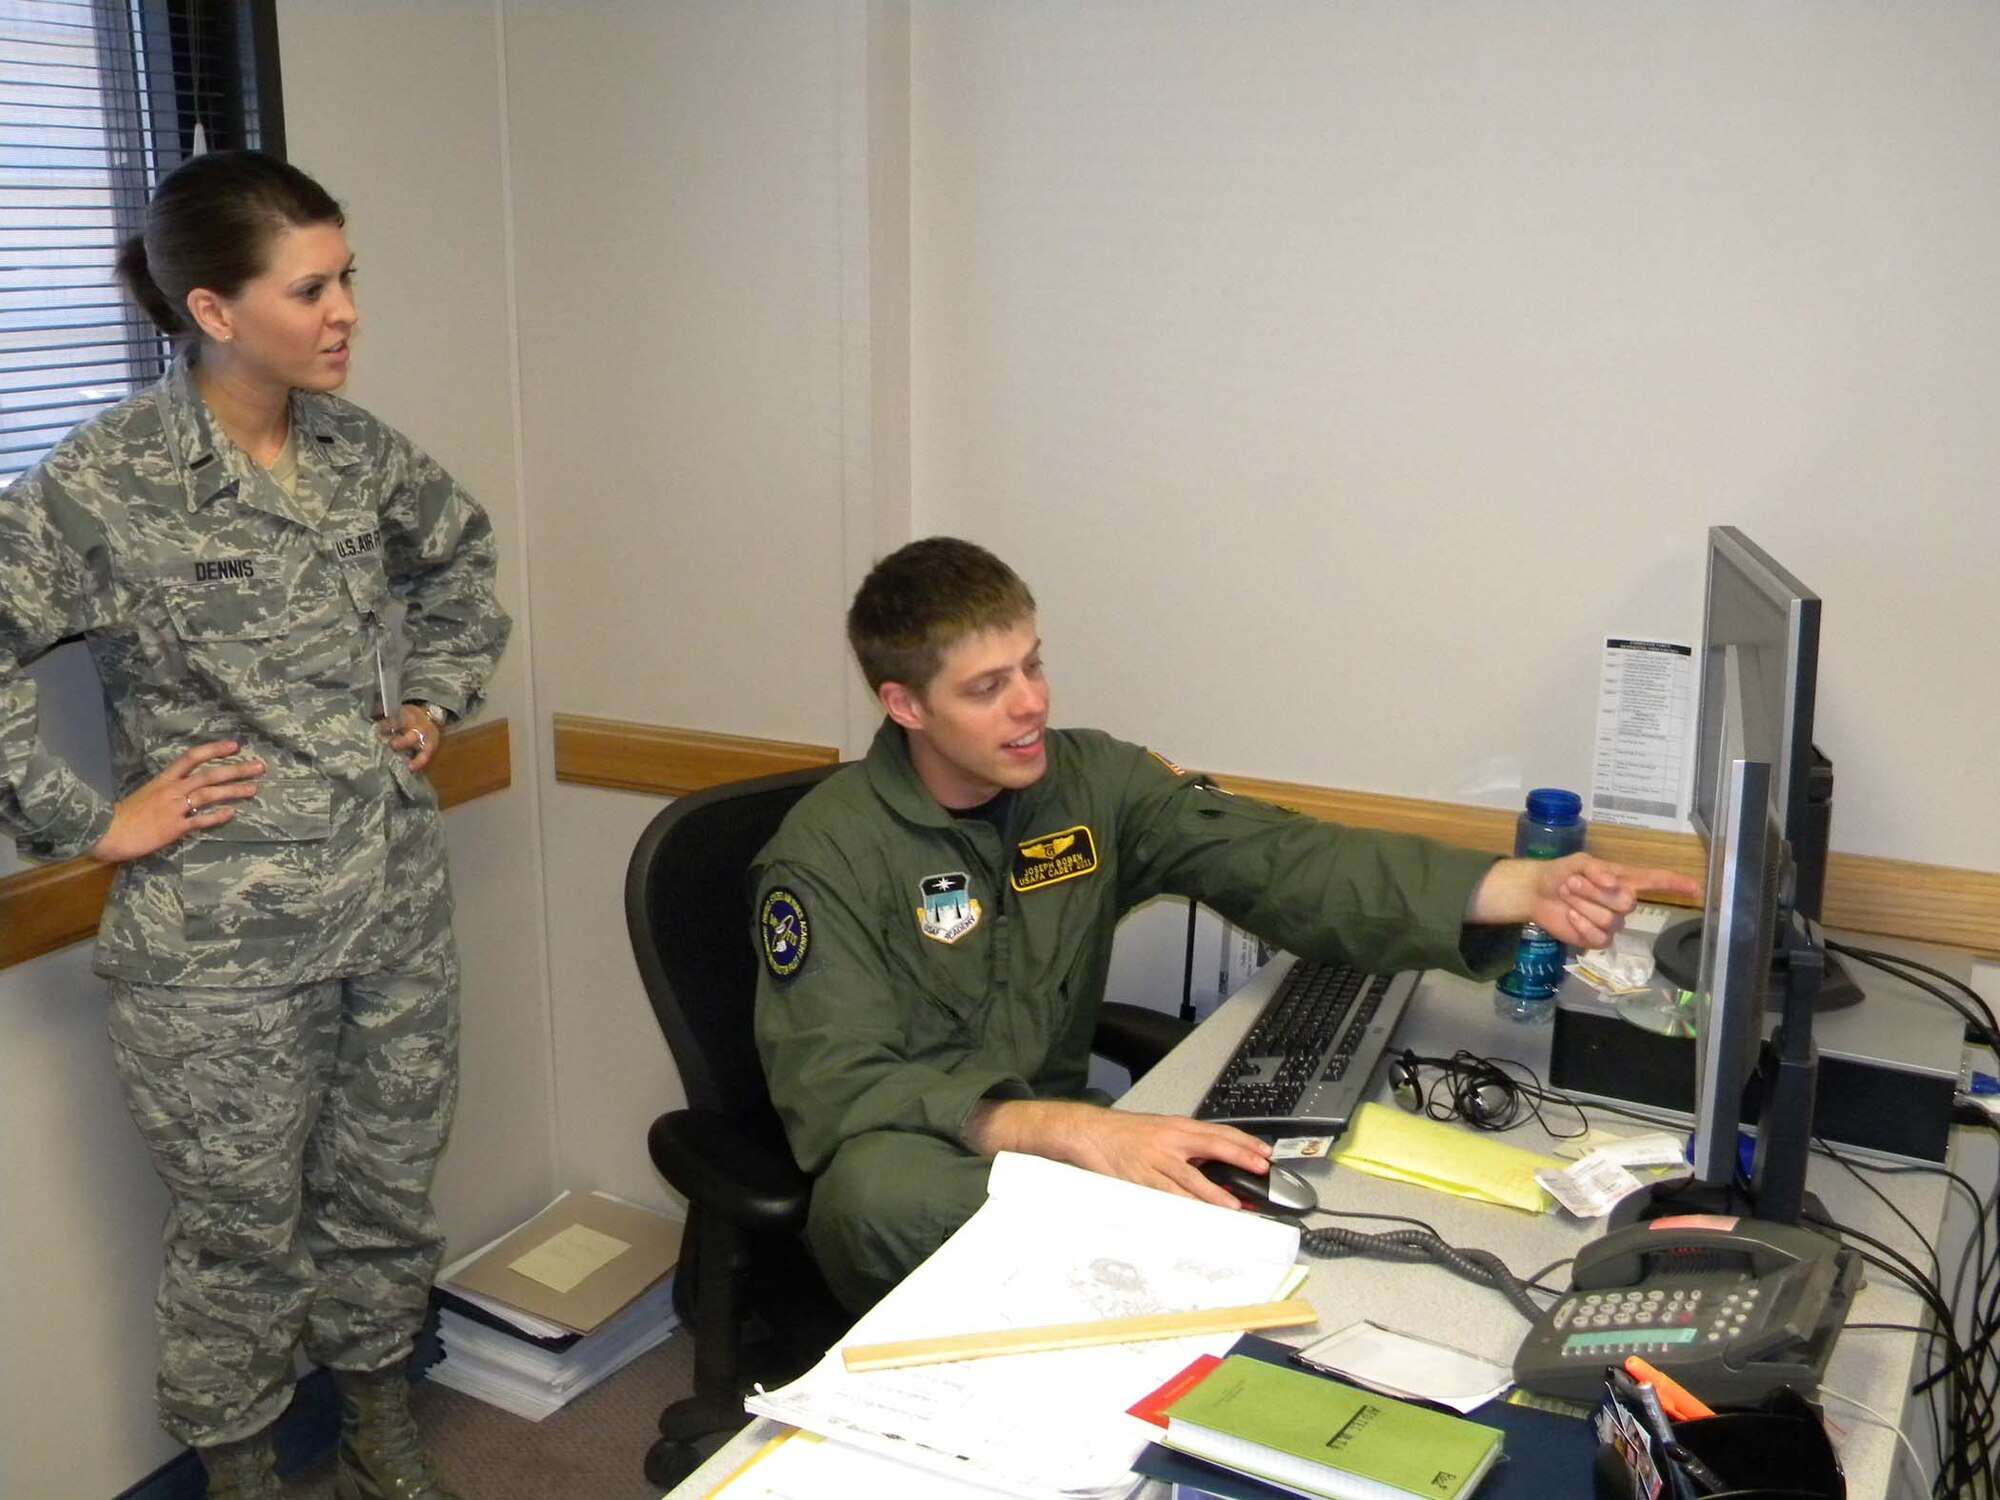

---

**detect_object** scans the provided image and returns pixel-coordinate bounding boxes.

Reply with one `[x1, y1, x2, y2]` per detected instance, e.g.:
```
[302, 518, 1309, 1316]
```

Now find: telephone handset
[1512, 1216, 1862, 1404]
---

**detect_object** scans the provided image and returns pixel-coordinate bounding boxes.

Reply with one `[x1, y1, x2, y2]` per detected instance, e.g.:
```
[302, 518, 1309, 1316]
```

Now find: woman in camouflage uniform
[0, 152, 509, 1499]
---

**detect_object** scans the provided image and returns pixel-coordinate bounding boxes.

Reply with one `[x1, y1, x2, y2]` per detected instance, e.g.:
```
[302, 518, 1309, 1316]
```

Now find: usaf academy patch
[761, 888, 810, 979]
[1011, 826, 1100, 892]
[915, 872, 981, 944]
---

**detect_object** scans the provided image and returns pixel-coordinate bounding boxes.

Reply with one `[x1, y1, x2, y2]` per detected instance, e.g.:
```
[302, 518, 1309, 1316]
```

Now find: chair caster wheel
[644, 1436, 703, 1490]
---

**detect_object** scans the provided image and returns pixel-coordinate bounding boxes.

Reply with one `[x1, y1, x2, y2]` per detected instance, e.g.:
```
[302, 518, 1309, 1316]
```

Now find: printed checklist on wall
[1590, 638, 1694, 832]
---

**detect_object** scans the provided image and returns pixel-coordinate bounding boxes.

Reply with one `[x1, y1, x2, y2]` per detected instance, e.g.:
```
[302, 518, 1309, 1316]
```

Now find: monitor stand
[1610, 1175, 1832, 1234]
[1615, 941, 1831, 1233]
[1654, 918, 1864, 1013]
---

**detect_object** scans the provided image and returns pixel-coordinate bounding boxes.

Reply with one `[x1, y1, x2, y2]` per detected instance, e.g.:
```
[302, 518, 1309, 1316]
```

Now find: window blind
[0, 0, 281, 481]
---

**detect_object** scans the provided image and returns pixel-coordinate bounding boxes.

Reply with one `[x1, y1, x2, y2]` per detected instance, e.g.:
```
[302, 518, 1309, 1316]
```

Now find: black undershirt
[950, 788, 1015, 838]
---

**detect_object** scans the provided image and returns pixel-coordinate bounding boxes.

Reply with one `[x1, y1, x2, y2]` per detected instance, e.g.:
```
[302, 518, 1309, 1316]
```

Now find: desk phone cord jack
[1301, 1225, 1544, 1323]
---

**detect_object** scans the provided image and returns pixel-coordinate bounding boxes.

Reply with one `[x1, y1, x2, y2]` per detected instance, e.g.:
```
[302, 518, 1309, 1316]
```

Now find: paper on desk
[1295, 1321, 1514, 1414]
[1329, 1103, 1566, 1213]
[745, 1152, 1302, 1500]
[1535, 1153, 1646, 1219]
[712, 1427, 1003, 1499]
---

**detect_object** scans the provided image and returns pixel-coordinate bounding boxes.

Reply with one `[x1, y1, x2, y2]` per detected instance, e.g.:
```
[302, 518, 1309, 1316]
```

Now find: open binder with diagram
[742, 1151, 1305, 1500]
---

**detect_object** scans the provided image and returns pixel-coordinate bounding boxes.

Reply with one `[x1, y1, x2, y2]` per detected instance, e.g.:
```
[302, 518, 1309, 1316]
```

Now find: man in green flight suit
[753, 537, 1696, 1313]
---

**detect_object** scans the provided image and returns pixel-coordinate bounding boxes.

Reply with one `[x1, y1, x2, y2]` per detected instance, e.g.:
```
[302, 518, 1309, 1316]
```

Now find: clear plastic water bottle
[1494, 787, 1586, 1025]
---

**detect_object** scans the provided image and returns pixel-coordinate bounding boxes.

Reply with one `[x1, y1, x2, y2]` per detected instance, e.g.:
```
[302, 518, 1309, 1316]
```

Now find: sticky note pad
[508, 1223, 631, 1293]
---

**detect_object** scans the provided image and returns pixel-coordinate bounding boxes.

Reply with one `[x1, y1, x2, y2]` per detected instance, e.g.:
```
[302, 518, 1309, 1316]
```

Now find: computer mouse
[1197, 1159, 1318, 1216]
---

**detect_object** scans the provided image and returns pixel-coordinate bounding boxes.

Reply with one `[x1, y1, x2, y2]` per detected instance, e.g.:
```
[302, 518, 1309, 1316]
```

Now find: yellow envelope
[1330, 1102, 1568, 1213]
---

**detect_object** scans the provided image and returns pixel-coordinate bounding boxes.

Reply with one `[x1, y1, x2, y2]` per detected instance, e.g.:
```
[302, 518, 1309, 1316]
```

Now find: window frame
[0, 0, 285, 478]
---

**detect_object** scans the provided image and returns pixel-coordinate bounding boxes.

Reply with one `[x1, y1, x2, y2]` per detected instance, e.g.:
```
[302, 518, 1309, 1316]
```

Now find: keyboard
[1193, 957, 1418, 1135]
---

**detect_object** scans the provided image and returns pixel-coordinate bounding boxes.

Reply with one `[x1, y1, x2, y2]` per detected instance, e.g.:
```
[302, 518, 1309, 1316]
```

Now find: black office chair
[625, 764, 1195, 1488]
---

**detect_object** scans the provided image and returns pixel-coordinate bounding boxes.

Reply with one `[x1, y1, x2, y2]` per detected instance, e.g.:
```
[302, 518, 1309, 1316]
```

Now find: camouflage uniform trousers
[107, 924, 459, 1448]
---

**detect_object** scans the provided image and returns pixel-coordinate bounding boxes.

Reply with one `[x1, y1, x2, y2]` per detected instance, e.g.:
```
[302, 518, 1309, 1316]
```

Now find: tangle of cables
[1813, 941, 2000, 1499]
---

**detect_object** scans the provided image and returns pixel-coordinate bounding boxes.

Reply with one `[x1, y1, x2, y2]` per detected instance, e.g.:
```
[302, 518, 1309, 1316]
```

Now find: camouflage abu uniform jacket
[0, 359, 510, 986]
[753, 720, 1516, 1178]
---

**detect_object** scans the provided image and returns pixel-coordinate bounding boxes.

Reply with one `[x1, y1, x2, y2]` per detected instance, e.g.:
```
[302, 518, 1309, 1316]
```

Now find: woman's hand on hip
[88, 740, 264, 863]
[379, 702, 444, 774]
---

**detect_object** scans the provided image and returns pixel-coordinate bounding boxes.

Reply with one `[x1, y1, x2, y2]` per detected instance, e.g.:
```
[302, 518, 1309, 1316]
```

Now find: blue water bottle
[1493, 787, 1587, 1025]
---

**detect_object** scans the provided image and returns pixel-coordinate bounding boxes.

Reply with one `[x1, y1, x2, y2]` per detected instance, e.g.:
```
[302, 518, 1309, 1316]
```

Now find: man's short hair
[847, 537, 1037, 694]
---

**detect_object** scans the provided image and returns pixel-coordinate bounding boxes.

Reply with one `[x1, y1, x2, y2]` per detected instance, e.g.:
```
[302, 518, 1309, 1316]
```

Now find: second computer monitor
[1689, 646, 1783, 1189]
[1691, 527, 1821, 879]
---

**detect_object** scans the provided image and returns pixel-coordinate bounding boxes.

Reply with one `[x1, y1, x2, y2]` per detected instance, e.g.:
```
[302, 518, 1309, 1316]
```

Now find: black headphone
[1386, 1048, 1523, 1131]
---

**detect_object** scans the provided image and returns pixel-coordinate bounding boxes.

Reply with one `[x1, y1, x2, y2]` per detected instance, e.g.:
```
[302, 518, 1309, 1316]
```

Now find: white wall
[911, 2, 2000, 876]
[499, 0, 902, 1205]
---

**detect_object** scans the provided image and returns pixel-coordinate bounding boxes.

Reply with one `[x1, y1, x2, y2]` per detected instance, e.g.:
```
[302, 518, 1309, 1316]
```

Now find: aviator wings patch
[1010, 825, 1099, 892]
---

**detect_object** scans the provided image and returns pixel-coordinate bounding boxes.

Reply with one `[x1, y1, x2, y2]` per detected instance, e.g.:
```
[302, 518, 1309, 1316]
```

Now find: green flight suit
[0, 359, 509, 1445]
[753, 720, 1514, 1311]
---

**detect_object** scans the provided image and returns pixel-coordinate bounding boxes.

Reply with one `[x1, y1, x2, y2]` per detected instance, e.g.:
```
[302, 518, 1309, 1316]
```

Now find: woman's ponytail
[114, 234, 187, 338]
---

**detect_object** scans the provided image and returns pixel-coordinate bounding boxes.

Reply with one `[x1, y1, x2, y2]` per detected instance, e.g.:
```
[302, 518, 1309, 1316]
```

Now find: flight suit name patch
[1010, 826, 1099, 892]
[915, 872, 981, 944]
[761, 888, 810, 979]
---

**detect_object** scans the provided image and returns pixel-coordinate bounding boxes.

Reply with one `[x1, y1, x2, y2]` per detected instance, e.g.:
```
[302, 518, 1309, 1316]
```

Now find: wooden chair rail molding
[0, 718, 513, 973]
[552, 714, 839, 797]
[553, 714, 2000, 960]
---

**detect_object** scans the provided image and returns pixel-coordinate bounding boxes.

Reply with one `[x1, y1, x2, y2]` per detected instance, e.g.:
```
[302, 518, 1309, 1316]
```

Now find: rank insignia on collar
[1011, 825, 1100, 892]
[761, 888, 810, 979]
[915, 871, 981, 944]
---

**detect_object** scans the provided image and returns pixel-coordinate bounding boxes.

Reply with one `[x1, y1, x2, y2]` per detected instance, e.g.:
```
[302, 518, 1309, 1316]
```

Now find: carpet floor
[292, 1331, 697, 1500]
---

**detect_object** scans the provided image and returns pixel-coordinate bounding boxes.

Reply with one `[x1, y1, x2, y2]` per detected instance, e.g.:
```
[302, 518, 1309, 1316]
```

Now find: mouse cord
[1300, 1224, 1546, 1324]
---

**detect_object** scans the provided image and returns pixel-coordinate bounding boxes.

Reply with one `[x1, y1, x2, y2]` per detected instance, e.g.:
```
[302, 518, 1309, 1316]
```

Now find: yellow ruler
[842, 1297, 1318, 1372]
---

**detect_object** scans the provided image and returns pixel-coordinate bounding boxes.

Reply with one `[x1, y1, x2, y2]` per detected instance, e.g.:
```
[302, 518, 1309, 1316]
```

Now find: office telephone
[1512, 1216, 1862, 1404]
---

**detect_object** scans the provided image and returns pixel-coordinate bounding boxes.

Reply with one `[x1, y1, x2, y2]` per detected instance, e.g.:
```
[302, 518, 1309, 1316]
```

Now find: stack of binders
[426, 1189, 682, 1421]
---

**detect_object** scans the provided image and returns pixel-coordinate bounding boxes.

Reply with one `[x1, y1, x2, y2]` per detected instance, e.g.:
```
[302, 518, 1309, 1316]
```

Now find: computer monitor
[1688, 648, 1782, 1190]
[1689, 529, 1818, 847]
[1658, 526, 1858, 1011]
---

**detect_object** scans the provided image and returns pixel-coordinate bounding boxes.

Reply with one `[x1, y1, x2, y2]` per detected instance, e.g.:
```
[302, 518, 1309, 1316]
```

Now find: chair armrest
[648, 1109, 813, 1234]
[1091, 1001, 1195, 1082]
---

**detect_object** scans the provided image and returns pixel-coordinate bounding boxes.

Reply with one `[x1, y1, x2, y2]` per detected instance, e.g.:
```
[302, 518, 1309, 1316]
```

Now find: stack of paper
[1328, 1103, 1566, 1212]
[745, 1152, 1304, 1500]
[426, 1189, 682, 1421]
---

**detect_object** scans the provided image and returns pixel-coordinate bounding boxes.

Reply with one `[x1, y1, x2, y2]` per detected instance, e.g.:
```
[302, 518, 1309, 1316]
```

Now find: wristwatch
[405, 699, 453, 730]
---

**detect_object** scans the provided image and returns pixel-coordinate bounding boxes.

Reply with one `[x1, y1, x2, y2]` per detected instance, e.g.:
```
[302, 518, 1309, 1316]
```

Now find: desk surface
[670, 958, 1953, 1500]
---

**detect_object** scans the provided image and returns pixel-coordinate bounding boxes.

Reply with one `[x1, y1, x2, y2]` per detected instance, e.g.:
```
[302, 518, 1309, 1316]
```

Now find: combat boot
[330, 1367, 461, 1500]
[197, 1433, 284, 1499]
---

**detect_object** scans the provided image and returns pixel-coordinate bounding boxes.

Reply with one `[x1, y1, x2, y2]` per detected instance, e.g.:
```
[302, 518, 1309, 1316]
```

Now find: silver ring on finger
[415, 731, 428, 751]
[185, 791, 198, 819]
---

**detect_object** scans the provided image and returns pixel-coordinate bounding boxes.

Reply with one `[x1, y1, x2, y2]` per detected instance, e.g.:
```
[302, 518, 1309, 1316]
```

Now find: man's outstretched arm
[1469, 853, 1701, 948]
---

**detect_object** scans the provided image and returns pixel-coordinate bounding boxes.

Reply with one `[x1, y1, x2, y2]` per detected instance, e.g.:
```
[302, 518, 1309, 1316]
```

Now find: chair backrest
[625, 764, 842, 1127]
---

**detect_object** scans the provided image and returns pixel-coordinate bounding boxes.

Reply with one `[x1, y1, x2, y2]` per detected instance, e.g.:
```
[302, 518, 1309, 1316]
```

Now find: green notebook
[1161, 1354, 1505, 1500]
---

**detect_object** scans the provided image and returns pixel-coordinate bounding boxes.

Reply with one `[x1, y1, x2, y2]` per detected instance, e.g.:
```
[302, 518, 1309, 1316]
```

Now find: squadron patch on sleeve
[760, 888, 810, 980]
[1011, 825, 1100, 892]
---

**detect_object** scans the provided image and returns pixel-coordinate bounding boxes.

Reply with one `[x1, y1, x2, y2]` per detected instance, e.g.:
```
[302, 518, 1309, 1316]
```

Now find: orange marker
[1624, 1356, 1715, 1421]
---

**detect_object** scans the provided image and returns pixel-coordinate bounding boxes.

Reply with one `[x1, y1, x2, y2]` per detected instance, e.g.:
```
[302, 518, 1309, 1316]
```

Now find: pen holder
[1593, 1380, 1844, 1500]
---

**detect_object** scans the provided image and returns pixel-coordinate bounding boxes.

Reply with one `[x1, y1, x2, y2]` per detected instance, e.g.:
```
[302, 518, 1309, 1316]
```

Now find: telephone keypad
[1550, 1280, 1741, 1360]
